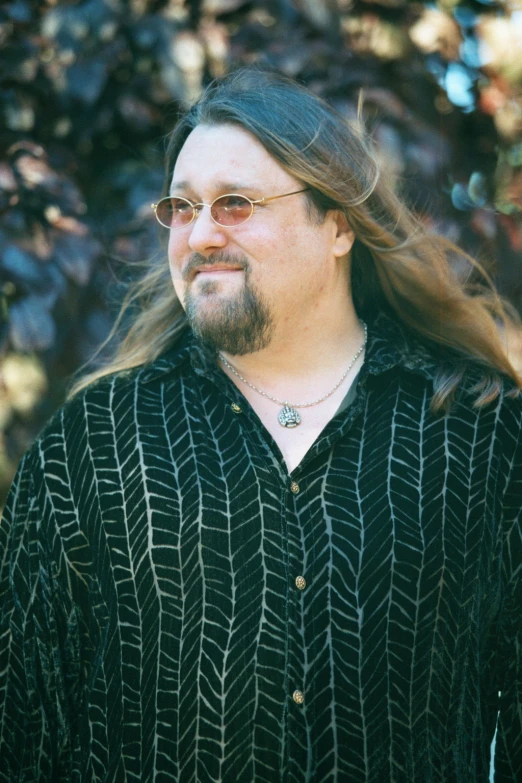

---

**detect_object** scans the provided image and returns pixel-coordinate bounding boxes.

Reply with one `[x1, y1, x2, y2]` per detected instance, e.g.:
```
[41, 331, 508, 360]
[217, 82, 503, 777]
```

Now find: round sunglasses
[151, 188, 309, 229]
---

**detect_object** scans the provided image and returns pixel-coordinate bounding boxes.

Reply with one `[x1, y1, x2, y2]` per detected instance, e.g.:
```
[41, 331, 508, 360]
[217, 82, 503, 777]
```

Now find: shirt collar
[139, 311, 441, 386]
[363, 311, 441, 381]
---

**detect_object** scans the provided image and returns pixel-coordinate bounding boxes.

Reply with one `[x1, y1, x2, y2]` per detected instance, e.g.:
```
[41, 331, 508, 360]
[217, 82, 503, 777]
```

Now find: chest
[219, 358, 364, 474]
[228, 387, 350, 473]
[86, 379, 505, 636]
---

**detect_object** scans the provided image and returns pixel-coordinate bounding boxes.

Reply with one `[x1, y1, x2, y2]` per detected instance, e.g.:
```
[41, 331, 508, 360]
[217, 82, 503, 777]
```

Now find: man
[0, 67, 521, 782]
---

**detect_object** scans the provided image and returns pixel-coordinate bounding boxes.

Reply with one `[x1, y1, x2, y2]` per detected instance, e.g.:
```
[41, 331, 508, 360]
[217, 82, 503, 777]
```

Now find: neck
[219, 300, 365, 400]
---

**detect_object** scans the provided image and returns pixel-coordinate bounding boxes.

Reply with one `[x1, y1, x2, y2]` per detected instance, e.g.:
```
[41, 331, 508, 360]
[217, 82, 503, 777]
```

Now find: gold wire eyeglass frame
[151, 188, 309, 229]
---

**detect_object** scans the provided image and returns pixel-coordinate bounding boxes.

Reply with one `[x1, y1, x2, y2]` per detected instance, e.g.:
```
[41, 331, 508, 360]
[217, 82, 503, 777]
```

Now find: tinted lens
[212, 195, 253, 226]
[156, 197, 194, 228]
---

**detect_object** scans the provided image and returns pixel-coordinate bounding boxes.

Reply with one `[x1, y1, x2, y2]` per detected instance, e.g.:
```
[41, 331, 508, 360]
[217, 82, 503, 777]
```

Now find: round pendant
[278, 405, 301, 428]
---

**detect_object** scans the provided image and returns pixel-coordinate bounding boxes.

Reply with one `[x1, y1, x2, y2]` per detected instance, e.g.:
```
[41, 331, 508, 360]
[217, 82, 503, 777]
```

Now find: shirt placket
[218, 389, 299, 782]
[284, 474, 314, 782]
[223, 391, 314, 782]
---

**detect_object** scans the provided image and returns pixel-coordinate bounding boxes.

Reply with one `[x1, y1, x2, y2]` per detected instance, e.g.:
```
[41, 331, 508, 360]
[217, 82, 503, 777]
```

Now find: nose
[187, 203, 228, 255]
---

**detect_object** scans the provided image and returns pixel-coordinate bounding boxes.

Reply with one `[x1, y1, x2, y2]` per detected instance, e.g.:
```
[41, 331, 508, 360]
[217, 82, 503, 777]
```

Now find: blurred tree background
[1, 0, 521, 502]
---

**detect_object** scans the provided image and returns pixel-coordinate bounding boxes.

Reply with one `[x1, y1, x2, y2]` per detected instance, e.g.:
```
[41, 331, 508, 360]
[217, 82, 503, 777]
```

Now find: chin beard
[184, 271, 274, 356]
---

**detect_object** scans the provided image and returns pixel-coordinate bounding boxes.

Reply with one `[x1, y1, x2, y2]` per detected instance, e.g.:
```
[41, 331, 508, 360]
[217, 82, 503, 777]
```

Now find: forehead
[170, 123, 295, 194]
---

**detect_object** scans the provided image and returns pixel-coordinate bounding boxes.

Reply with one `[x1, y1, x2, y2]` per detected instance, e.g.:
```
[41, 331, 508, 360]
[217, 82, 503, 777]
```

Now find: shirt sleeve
[0, 449, 72, 781]
[494, 424, 522, 781]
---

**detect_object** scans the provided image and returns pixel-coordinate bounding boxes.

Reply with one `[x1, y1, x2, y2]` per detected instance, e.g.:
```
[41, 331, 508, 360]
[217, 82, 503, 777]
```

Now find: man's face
[168, 123, 352, 355]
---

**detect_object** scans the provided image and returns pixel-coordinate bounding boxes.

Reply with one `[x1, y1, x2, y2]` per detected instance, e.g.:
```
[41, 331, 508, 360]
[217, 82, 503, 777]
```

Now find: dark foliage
[0, 0, 521, 500]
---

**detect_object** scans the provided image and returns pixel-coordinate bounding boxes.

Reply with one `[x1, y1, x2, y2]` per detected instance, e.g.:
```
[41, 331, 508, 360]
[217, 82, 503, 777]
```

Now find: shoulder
[80, 332, 195, 400]
[369, 312, 521, 402]
[30, 334, 196, 460]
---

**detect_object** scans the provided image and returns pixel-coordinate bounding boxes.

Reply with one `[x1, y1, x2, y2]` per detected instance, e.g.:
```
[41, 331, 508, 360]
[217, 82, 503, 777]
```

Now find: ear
[331, 211, 355, 258]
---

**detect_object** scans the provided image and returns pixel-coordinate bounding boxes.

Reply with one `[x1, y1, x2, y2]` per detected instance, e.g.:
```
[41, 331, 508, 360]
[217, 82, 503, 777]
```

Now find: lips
[191, 265, 244, 281]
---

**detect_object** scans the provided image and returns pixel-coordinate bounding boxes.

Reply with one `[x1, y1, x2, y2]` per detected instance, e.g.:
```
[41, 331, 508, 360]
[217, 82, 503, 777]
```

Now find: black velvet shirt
[1, 314, 521, 782]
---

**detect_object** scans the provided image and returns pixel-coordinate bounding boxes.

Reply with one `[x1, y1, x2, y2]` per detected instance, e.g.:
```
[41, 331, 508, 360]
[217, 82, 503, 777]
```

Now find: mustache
[183, 252, 249, 281]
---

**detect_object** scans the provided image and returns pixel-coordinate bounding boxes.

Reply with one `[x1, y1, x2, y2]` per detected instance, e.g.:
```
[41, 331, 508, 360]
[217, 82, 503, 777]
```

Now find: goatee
[183, 253, 274, 355]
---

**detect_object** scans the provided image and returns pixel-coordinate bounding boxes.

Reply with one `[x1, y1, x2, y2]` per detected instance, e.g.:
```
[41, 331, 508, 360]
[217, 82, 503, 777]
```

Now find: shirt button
[292, 689, 304, 705]
[295, 575, 306, 590]
[290, 481, 300, 494]
[230, 403, 242, 413]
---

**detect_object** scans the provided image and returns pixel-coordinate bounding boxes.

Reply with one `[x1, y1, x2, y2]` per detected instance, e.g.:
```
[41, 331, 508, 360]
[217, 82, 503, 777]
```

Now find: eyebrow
[169, 180, 263, 196]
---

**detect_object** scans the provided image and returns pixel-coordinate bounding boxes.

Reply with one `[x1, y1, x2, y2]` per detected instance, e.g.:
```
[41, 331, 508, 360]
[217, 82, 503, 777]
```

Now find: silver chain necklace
[218, 322, 367, 428]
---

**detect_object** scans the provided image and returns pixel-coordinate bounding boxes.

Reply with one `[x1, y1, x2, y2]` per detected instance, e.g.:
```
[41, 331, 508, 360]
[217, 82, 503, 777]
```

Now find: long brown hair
[70, 66, 521, 409]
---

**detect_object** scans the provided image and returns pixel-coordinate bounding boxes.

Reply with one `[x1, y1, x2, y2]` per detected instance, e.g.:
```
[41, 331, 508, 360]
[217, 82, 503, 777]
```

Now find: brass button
[292, 689, 304, 705]
[295, 575, 306, 590]
[230, 403, 242, 413]
[290, 481, 300, 494]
